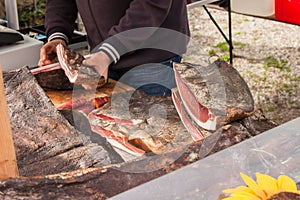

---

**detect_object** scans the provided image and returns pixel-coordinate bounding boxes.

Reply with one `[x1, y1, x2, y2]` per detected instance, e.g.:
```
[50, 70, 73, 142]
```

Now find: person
[38, 0, 190, 96]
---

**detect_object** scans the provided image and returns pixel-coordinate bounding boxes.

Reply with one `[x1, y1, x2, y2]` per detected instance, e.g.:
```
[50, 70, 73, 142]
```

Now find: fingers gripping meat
[56, 44, 106, 89]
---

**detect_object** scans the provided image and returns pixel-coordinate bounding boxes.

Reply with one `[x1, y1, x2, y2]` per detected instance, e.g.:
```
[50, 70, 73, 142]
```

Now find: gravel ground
[185, 5, 300, 125]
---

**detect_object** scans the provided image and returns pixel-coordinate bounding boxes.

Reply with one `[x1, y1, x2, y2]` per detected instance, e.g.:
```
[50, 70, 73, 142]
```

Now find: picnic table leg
[0, 66, 18, 179]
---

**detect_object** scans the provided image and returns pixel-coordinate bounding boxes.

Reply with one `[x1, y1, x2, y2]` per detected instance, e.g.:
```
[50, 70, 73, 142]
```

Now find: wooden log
[0, 113, 278, 199]
[3, 67, 120, 177]
[0, 66, 18, 179]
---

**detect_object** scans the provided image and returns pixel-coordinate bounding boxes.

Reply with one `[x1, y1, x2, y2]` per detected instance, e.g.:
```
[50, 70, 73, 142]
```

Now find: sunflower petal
[240, 172, 267, 199]
[277, 175, 298, 192]
[256, 172, 278, 198]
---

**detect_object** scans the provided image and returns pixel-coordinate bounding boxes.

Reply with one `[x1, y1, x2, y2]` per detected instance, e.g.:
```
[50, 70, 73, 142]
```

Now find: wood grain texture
[3, 67, 119, 177]
[45, 79, 134, 106]
[0, 66, 18, 179]
[0, 113, 277, 199]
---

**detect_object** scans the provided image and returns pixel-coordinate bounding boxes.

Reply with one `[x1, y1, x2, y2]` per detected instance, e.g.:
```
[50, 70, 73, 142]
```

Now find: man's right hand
[38, 39, 67, 66]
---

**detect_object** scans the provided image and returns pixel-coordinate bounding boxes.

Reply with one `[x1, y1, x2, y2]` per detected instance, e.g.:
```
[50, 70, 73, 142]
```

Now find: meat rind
[171, 89, 205, 141]
[173, 59, 254, 130]
[174, 64, 219, 131]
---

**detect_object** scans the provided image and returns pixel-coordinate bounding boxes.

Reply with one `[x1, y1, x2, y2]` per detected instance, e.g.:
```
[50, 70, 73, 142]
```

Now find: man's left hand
[82, 51, 111, 82]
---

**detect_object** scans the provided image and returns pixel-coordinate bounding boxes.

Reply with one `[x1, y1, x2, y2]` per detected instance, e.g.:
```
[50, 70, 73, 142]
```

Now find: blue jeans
[109, 56, 182, 96]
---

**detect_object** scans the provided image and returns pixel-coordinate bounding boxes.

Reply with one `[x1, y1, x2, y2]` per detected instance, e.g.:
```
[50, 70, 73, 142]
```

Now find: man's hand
[38, 39, 66, 66]
[82, 51, 111, 82]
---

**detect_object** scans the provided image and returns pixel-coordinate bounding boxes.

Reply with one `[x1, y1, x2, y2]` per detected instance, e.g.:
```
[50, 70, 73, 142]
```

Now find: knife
[30, 54, 92, 74]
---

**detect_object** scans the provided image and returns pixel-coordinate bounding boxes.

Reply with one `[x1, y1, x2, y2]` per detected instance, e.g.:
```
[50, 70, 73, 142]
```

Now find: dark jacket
[45, 0, 190, 71]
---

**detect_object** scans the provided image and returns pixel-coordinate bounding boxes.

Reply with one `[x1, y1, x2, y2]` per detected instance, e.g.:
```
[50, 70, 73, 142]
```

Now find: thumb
[82, 58, 90, 66]
[82, 55, 95, 67]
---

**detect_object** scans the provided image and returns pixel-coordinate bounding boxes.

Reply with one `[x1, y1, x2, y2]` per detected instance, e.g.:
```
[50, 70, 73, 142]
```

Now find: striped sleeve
[97, 43, 120, 64]
[48, 32, 69, 44]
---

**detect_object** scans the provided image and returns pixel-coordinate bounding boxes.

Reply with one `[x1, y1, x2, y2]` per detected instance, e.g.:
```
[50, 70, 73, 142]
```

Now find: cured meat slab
[32, 45, 106, 90]
[3, 67, 122, 177]
[172, 89, 205, 141]
[0, 110, 277, 199]
[34, 69, 74, 90]
[97, 91, 194, 154]
[173, 59, 255, 131]
[56, 44, 106, 90]
[68, 90, 194, 161]
[0, 65, 278, 199]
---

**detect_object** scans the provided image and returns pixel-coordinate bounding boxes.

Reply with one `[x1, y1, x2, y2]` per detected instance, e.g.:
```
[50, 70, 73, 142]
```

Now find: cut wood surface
[0, 66, 18, 179]
[45, 79, 134, 106]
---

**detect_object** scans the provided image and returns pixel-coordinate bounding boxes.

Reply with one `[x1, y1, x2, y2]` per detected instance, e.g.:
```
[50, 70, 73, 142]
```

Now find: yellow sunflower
[222, 172, 300, 200]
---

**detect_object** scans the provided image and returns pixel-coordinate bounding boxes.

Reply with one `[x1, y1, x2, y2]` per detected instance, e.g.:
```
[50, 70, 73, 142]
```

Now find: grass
[233, 42, 247, 49]
[258, 77, 267, 82]
[220, 55, 230, 61]
[208, 49, 216, 55]
[236, 18, 249, 24]
[264, 104, 276, 112]
[213, 41, 247, 53]
[290, 77, 300, 81]
[246, 57, 257, 63]
[263, 56, 290, 72]
[209, 41, 247, 62]
[213, 42, 229, 52]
